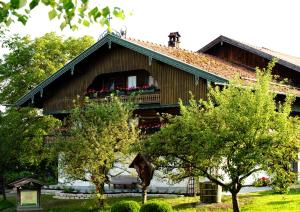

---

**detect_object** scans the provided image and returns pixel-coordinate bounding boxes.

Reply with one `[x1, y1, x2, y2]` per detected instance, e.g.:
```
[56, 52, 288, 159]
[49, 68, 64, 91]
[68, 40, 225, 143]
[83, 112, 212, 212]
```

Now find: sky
[3, 0, 300, 57]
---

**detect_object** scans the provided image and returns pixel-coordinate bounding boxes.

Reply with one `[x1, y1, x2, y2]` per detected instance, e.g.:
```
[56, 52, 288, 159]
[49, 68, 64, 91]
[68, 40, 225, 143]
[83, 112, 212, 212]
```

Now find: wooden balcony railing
[44, 93, 160, 113]
[119, 93, 160, 104]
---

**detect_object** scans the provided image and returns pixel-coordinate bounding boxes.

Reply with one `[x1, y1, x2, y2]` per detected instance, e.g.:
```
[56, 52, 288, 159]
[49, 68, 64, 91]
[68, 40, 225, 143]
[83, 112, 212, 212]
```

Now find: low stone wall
[53, 192, 93, 199]
[51, 191, 183, 200]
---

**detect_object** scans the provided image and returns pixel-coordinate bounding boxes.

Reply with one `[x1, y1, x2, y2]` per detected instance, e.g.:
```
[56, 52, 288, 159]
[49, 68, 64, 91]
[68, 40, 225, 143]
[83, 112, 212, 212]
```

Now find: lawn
[1, 189, 300, 211]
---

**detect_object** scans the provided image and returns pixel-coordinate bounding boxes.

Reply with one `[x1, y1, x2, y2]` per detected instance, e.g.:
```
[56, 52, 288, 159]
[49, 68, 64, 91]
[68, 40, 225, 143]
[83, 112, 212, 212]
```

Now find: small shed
[9, 178, 43, 211]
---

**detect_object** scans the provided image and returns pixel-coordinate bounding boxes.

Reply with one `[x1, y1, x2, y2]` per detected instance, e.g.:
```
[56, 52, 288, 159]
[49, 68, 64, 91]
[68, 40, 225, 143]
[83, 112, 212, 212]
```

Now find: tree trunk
[231, 192, 240, 212]
[95, 182, 105, 208]
[142, 187, 148, 204]
[0, 175, 5, 200]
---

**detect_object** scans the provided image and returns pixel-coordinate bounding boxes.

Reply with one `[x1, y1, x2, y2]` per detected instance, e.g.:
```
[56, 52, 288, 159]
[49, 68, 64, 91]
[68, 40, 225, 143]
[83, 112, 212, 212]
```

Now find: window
[148, 76, 154, 86]
[128, 76, 137, 89]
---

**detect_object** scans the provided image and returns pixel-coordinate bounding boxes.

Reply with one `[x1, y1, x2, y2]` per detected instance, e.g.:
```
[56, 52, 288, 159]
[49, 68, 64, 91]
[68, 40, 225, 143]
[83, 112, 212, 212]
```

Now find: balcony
[86, 85, 160, 104]
[43, 92, 160, 113]
[44, 70, 161, 113]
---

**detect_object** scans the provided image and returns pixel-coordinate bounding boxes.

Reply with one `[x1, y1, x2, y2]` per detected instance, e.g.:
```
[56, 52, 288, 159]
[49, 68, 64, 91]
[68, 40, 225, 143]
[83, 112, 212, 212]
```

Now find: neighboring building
[16, 32, 300, 191]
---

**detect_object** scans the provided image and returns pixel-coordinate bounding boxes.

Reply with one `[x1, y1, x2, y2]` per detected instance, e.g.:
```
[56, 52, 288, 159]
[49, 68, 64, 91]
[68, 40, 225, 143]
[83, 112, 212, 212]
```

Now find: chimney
[168, 32, 181, 48]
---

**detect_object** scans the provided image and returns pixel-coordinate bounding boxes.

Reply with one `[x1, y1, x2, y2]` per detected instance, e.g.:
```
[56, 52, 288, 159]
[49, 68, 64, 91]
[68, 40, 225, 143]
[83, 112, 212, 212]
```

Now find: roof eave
[199, 35, 300, 73]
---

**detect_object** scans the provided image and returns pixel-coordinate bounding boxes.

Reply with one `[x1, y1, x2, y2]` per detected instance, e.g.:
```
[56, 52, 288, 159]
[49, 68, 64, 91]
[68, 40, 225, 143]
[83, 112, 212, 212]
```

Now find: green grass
[0, 199, 14, 211]
[1, 189, 300, 211]
[197, 189, 300, 212]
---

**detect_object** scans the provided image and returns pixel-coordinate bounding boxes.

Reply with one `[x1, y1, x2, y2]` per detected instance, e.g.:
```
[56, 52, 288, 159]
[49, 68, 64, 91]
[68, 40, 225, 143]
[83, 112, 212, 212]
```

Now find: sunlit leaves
[10, 0, 27, 9]
[59, 20, 66, 30]
[113, 7, 125, 20]
[48, 9, 57, 20]
[29, 0, 39, 9]
[58, 97, 139, 201]
[88, 6, 101, 21]
[141, 60, 300, 198]
[82, 19, 89, 26]
[101, 6, 109, 17]
[41, 0, 50, 5]
[0, 0, 126, 30]
[0, 32, 95, 104]
[0, 107, 61, 179]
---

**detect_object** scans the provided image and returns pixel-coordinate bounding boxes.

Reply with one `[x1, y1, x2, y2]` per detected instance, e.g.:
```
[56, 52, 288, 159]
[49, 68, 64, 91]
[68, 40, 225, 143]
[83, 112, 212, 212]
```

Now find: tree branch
[240, 167, 263, 182]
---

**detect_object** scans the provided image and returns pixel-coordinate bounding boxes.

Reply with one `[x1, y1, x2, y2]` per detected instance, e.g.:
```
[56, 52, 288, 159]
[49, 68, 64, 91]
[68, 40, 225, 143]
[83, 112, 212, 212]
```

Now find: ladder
[186, 177, 195, 196]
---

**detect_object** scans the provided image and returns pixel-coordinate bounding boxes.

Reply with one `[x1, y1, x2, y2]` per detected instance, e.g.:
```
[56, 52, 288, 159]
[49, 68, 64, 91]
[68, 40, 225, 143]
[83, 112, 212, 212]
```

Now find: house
[16, 31, 300, 191]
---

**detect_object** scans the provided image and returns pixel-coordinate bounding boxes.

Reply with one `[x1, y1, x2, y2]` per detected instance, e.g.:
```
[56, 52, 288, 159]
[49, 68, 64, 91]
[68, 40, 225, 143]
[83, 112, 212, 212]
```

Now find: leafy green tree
[0, 0, 125, 30]
[140, 61, 300, 212]
[59, 97, 139, 207]
[0, 107, 61, 199]
[0, 32, 94, 104]
[0, 32, 90, 199]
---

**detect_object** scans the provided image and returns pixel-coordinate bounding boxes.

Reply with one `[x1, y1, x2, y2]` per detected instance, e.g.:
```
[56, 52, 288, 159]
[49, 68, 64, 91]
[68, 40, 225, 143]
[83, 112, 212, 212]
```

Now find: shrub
[63, 186, 76, 193]
[270, 174, 295, 194]
[111, 200, 140, 212]
[140, 201, 173, 212]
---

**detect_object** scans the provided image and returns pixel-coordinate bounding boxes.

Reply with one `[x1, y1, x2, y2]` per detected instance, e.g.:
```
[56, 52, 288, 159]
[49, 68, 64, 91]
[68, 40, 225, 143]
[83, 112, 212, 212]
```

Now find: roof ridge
[126, 37, 200, 54]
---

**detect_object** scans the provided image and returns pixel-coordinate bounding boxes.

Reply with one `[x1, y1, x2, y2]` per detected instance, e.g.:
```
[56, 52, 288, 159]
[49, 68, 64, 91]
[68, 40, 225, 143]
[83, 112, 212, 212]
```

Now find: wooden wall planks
[43, 45, 207, 112]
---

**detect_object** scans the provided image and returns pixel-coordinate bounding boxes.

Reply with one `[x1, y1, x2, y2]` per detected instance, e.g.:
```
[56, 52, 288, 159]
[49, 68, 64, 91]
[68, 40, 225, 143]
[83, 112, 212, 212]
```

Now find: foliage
[140, 201, 173, 212]
[62, 186, 76, 193]
[110, 200, 140, 212]
[0, 32, 94, 104]
[253, 177, 270, 187]
[0, 107, 61, 183]
[0, 0, 125, 30]
[140, 60, 300, 212]
[270, 173, 293, 194]
[58, 96, 139, 206]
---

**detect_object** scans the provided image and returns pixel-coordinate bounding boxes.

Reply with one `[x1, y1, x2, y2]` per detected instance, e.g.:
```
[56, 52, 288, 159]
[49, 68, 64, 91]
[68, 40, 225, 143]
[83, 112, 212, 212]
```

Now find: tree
[0, 32, 95, 104]
[58, 97, 139, 207]
[140, 61, 300, 212]
[0, 0, 125, 30]
[0, 107, 61, 200]
[0, 32, 92, 200]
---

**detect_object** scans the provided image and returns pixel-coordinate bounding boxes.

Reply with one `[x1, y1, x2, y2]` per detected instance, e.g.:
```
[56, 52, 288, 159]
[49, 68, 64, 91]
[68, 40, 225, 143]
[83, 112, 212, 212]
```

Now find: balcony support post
[148, 56, 152, 66]
[70, 66, 74, 75]
[108, 40, 112, 49]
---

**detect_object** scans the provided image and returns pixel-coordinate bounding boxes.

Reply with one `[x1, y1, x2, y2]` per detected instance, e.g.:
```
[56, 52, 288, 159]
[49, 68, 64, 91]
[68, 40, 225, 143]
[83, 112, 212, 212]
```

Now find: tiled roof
[258, 47, 300, 68]
[128, 38, 256, 81]
[127, 37, 300, 97]
[15, 33, 300, 107]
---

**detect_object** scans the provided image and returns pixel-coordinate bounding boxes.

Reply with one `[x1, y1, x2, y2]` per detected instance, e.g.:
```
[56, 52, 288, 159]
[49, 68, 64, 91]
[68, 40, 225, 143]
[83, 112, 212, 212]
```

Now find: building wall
[43, 44, 207, 113]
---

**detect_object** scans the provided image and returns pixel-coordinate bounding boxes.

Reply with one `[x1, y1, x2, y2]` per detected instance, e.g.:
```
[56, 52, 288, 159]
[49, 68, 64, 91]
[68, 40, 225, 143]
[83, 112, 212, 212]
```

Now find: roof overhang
[199, 35, 300, 73]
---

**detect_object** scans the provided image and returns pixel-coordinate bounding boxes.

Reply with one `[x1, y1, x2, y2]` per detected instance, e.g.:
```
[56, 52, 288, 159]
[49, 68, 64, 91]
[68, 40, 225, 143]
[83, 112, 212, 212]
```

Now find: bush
[140, 201, 173, 212]
[63, 186, 76, 193]
[111, 200, 140, 212]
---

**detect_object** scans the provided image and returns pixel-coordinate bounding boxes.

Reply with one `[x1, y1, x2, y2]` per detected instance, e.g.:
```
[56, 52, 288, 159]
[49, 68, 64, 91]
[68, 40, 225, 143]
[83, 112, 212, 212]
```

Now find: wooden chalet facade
[16, 32, 300, 181]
